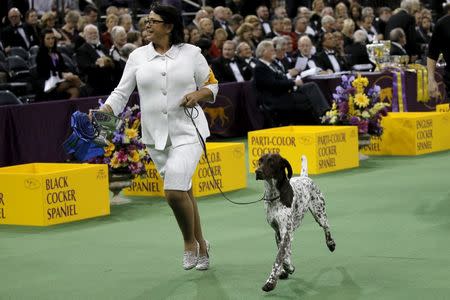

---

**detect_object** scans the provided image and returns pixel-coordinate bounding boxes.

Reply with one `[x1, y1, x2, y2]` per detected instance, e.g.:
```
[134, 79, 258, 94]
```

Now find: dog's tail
[301, 155, 308, 177]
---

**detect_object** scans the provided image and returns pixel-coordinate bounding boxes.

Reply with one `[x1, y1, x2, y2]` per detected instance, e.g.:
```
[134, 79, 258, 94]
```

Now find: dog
[255, 153, 336, 292]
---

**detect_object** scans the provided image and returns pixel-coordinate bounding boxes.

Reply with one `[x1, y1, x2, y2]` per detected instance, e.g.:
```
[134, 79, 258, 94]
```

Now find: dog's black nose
[255, 169, 263, 180]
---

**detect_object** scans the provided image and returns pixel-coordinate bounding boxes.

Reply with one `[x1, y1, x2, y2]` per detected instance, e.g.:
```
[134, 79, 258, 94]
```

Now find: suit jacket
[253, 59, 296, 110]
[390, 42, 408, 56]
[76, 42, 115, 96]
[35, 48, 69, 97]
[385, 10, 418, 56]
[344, 42, 372, 66]
[314, 50, 348, 72]
[2, 24, 36, 49]
[210, 56, 253, 83]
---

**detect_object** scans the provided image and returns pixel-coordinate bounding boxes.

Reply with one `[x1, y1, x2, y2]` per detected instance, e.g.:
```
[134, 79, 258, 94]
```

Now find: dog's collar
[263, 192, 280, 202]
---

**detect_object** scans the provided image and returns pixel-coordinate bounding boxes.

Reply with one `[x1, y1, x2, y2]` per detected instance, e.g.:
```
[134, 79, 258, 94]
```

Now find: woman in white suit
[99, 4, 218, 271]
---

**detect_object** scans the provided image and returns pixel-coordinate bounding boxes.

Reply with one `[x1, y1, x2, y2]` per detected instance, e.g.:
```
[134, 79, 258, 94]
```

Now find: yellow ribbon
[408, 64, 429, 103]
[396, 71, 405, 112]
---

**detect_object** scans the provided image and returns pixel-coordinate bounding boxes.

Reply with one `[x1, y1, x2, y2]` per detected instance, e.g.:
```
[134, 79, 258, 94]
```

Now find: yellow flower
[348, 95, 355, 115]
[352, 75, 369, 94]
[353, 93, 370, 108]
[132, 119, 140, 129]
[110, 153, 121, 168]
[125, 128, 138, 139]
[129, 150, 140, 163]
[103, 142, 115, 157]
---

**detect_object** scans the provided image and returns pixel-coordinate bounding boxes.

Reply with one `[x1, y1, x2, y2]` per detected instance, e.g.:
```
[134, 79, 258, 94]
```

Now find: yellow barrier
[361, 112, 450, 155]
[248, 126, 359, 175]
[0, 163, 110, 226]
[124, 142, 247, 197]
[436, 103, 450, 113]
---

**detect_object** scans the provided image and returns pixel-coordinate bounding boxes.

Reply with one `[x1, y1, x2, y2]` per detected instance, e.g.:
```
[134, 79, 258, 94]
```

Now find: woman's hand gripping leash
[180, 94, 270, 205]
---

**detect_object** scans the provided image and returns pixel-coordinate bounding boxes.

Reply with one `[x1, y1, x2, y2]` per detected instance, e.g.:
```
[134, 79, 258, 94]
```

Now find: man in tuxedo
[2, 7, 36, 50]
[345, 30, 373, 68]
[385, 0, 419, 60]
[212, 6, 233, 38]
[253, 40, 330, 124]
[315, 32, 348, 73]
[210, 40, 252, 83]
[76, 24, 115, 96]
[295, 35, 321, 73]
[389, 27, 408, 56]
[256, 5, 273, 38]
[236, 41, 258, 69]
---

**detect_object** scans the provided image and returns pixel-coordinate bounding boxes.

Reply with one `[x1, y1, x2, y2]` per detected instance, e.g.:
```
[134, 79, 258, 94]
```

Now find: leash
[184, 106, 279, 205]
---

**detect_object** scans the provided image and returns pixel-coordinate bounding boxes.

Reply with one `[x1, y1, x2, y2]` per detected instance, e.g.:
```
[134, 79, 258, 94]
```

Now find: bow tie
[226, 58, 236, 63]
[325, 50, 335, 55]
[91, 44, 102, 50]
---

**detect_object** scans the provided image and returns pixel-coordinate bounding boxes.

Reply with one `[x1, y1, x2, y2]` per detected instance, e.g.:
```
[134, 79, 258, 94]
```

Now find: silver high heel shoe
[183, 242, 199, 270]
[196, 240, 210, 271]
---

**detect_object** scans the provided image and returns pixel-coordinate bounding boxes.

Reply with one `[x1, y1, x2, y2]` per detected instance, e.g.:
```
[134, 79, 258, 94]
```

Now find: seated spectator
[127, 31, 142, 47]
[341, 18, 355, 47]
[310, 0, 325, 31]
[345, 30, 373, 68]
[187, 9, 208, 31]
[198, 17, 214, 40]
[350, 2, 362, 24]
[109, 26, 127, 64]
[359, 14, 378, 43]
[120, 43, 137, 61]
[188, 27, 201, 45]
[272, 36, 297, 76]
[389, 27, 408, 56]
[24, 9, 40, 46]
[320, 15, 336, 35]
[416, 16, 432, 56]
[236, 41, 257, 69]
[335, 2, 349, 18]
[35, 29, 81, 101]
[253, 40, 330, 124]
[196, 38, 213, 64]
[293, 17, 316, 43]
[76, 24, 115, 96]
[256, 5, 272, 38]
[251, 24, 264, 46]
[315, 32, 349, 73]
[333, 31, 345, 57]
[118, 13, 135, 33]
[295, 35, 325, 76]
[210, 40, 252, 83]
[209, 28, 228, 58]
[41, 12, 71, 47]
[60, 10, 81, 46]
[2, 7, 37, 50]
[101, 14, 119, 49]
[233, 22, 255, 50]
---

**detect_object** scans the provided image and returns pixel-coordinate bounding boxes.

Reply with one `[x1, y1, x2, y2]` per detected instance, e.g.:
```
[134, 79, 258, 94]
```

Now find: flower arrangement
[88, 102, 151, 176]
[321, 74, 390, 136]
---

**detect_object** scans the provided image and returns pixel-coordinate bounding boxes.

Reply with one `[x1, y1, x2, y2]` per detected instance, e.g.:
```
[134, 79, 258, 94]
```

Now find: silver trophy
[91, 110, 122, 146]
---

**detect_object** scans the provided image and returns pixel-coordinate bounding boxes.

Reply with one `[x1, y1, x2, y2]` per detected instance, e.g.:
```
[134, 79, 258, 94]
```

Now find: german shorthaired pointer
[255, 153, 336, 292]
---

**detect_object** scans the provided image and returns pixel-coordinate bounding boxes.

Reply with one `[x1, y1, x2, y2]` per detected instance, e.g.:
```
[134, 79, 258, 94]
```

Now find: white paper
[44, 75, 64, 93]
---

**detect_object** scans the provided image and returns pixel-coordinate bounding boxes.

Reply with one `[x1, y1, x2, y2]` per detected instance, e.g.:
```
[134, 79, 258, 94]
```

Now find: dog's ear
[282, 158, 293, 179]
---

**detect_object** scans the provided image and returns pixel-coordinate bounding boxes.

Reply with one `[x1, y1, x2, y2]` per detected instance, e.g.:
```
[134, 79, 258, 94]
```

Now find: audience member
[76, 24, 115, 96]
[315, 32, 348, 72]
[35, 29, 81, 101]
[2, 7, 36, 50]
[210, 40, 252, 83]
[345, 29, 373, 67]
[101, 14, 119, 49]
[253, 40, 330, 124]
[209, 28, 228, 58]
[236, 41, 257, 68]
[389, 27, 408, 56]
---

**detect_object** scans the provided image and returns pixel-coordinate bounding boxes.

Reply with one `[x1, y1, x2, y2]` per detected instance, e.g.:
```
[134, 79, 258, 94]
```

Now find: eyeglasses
[144, 18, 165, 25]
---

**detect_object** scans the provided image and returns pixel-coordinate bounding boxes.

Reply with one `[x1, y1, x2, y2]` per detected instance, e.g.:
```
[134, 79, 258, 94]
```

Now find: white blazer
[105, 43, 218, 150]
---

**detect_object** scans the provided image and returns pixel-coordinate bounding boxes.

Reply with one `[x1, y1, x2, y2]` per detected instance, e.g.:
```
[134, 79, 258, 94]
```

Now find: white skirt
[147, 139, 203, 191]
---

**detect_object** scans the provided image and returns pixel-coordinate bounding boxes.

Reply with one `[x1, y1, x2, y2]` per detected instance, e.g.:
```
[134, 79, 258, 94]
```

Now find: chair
[61, 53, 78, 74]
[8, 47, 30, 61]
[0, 51, 5, 61]
[5, 55, 31, 81]
[0, 90, 23, 106]
[29, 45, 39, 56]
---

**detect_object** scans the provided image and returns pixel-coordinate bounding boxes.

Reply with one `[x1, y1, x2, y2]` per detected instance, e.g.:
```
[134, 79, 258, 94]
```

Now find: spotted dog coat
[255, 153, 336, 292]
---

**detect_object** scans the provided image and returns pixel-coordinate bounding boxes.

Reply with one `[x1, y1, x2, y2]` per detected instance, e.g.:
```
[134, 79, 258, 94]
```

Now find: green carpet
[1, 142, 450, 300]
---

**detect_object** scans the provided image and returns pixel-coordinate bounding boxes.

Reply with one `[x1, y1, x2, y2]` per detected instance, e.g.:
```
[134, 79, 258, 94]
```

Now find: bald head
[298, 35, 313, 57]
[8, 8, 22, 26]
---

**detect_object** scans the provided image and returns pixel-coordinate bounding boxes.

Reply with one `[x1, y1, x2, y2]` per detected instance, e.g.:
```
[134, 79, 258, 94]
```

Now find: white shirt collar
[146, 43, 182, 61]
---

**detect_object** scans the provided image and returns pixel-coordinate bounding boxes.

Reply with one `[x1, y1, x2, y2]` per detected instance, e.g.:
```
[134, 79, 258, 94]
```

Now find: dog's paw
[262, 281, 277, 292]
[327, 239, 336, 252]
[279, 270, 289, 280]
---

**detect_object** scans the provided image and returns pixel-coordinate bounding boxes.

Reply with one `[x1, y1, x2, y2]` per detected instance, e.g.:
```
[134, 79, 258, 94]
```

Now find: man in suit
[345, 30, 374, 68]
[210, 40, 252, 83]
[2, 7, 36, 50]
[295, 35, 321, 74]
[253, 40, 330, 124]
[315, 32, 348, 73]
[385, 0, 419, 60]
[76, 24, 115, 96]
[389, 27, 408, 56]
[212, 6, 233, 38]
